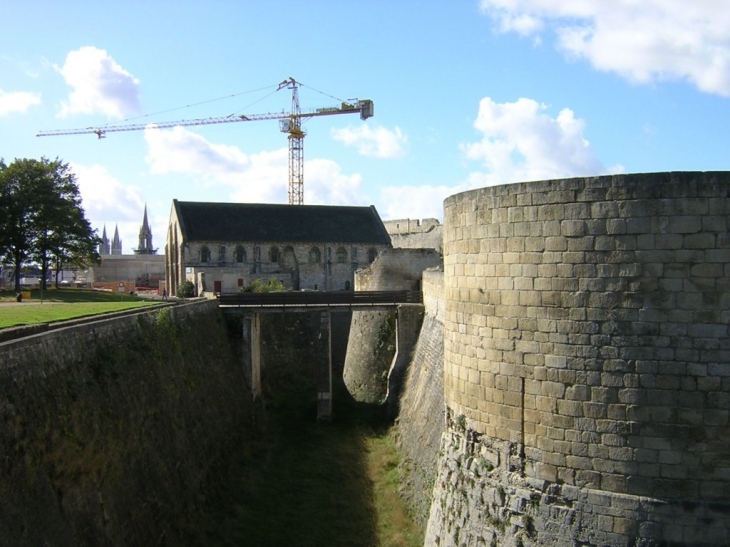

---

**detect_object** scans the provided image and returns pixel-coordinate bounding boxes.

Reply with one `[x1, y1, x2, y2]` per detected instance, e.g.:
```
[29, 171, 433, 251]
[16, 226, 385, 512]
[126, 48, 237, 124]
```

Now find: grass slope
[0, 288, 160, 328]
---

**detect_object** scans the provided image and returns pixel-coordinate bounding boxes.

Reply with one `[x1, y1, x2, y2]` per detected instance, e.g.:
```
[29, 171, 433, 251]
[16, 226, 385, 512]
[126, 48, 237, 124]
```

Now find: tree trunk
[54, 257, 64, 288]
[13, 251, 22, 293]
[39, 251, 49, 292]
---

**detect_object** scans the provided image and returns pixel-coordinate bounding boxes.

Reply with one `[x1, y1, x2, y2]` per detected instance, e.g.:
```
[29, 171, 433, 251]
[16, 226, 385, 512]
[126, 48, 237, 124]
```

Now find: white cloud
[230, 148, 289, 203]
[145, 125, 250, 177]
[144, 125, 366, 205]
[303, 159, 368, 206]
[331, 124, 407, 158]
[144, 124, 286, 202]
[56, 46, 142, 118]
[480, 0, 730, 96]
[381, 96, 618, 220]
[72, 162, 146, 254]
[0, 89, 41, 116]
[461, 96, 615, 186]
[379, 184, 465, 221]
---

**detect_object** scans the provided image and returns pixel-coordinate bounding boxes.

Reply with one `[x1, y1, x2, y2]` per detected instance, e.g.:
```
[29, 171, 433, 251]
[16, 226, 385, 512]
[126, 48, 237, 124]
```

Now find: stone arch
[235, 245, 246, 263]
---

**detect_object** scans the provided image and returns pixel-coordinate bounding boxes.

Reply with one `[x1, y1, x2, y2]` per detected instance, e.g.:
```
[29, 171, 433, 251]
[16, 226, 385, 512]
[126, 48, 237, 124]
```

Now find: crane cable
[299, 82, 349, 105]
[98, 84, 279, 128]
[95, 80, 352, 130]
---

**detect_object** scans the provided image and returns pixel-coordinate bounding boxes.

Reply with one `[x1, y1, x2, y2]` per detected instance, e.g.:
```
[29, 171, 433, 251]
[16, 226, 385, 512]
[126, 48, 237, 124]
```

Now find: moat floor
[180, 392, 423, 547]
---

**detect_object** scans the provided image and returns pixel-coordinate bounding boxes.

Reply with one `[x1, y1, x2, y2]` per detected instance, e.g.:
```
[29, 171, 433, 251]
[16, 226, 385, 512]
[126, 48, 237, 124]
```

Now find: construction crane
[36, 78, 374, 205]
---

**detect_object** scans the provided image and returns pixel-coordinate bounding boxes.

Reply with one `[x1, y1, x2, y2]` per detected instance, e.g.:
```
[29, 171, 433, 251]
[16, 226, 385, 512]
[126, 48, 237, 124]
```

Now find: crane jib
[35, 79, 373, 205]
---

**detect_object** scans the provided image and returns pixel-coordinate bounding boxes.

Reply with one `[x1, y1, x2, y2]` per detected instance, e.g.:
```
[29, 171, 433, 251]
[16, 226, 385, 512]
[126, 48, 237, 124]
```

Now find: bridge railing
[217, 290, 422, 307]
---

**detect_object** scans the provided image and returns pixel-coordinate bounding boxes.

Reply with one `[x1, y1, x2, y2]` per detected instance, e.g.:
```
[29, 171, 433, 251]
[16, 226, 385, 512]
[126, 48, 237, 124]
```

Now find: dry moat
[182, 391, 423, 547]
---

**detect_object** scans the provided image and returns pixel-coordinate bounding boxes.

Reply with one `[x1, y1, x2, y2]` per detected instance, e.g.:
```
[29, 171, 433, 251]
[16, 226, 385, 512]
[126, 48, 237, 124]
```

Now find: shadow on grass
[184, 391, 385, 547]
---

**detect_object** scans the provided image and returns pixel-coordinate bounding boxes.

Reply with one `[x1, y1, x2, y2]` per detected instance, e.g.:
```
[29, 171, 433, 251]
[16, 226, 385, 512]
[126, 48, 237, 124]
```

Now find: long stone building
[164, 200, 392, 296]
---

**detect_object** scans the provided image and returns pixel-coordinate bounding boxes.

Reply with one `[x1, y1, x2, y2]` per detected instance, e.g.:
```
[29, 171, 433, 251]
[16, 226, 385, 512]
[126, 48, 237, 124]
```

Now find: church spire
[99, 225, 110, 255]
[111, 224, 122, 255]
[134, 204, 158, 255]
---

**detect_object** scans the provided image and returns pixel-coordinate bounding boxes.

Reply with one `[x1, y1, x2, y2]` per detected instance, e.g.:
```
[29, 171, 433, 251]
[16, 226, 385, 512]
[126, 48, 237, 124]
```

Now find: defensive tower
[427, 172, 730, 547]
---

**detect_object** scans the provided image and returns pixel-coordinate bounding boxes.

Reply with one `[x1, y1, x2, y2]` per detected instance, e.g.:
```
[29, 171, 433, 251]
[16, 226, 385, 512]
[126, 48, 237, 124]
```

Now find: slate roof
[173, 200, 391, 246]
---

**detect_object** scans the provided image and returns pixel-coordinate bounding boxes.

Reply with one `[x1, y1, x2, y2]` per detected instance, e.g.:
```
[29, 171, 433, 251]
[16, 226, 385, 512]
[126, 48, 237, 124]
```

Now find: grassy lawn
[0, 288, 161, 328]
[184, 393, 424, 547]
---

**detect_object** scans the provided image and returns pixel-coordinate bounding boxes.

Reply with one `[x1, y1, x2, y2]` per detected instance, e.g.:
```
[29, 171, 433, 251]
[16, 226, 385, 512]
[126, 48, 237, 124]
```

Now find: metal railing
[217, 290, 422, 308]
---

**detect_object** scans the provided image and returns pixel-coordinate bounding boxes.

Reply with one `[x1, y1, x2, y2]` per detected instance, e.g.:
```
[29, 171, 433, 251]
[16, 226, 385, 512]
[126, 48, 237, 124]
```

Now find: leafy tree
[0, 158, 99, 292]
[0, 159, 37, 292]
[48, 206, 101, 288]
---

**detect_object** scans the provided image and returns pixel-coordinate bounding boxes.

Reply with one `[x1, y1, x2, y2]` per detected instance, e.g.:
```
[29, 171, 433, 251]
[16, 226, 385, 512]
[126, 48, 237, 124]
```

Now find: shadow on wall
[0, 301, 256, 547]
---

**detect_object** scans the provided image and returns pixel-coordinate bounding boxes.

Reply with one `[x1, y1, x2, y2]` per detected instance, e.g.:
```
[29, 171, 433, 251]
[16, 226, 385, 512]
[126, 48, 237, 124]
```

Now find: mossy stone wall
[0, 300, 254, 547]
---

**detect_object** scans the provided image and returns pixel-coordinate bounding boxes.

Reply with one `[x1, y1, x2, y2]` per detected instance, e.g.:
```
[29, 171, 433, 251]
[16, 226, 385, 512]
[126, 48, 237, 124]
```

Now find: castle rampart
[343, 248, 441, 402]
[395, 268, 446, 525]
[383, 218, 443, 253]
[425, 172, 730, 546]
[0, 300, 254, 546]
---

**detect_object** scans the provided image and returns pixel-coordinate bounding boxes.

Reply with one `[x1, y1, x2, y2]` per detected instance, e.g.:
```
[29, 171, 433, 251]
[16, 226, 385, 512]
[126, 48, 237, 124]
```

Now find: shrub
[239, 278, 286, 293]
[177, 280, 195, 298]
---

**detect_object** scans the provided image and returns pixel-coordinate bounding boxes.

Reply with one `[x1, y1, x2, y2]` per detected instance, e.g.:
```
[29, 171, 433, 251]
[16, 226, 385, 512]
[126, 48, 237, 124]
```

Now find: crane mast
[280, 78, 305, 205]
[37, 78, 374, 205]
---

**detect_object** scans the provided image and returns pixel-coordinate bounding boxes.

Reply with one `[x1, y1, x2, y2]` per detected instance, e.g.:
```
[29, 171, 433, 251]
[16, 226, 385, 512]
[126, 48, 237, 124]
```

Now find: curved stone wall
[343, 248, 441, 402]
[430, 172, 730, 546]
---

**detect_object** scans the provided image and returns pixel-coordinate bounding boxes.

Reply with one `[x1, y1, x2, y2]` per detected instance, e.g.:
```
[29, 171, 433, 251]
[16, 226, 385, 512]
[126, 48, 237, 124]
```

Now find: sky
[2, 1, 729, 254]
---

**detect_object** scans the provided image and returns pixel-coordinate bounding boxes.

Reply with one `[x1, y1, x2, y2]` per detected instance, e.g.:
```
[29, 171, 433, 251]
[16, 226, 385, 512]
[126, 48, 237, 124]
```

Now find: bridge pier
[316, 311, 333, 422]
[242, 310, 333, 421]
[241, 314, 262, 398]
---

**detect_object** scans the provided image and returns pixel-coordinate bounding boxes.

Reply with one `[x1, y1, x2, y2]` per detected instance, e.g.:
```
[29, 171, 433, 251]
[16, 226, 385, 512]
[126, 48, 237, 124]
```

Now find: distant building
[90, 207, 164, 289]
[98, 225, 123, 256]
[382, 217, 443, 254]
[165, 200, 392, 296]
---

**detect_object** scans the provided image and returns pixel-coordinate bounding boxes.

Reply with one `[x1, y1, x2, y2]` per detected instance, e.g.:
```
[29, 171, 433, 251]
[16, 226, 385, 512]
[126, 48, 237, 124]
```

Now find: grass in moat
[184, 391, 424, 547]
[0, 288, 160, 328]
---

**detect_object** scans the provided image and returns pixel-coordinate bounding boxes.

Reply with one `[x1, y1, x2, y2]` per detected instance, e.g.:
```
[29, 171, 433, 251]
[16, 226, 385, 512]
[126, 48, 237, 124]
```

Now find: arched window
[345, 280, 351, 290]
[367, 248, 377, 262]
[270, 246, 279, 262]
[309, 246, 321, 263]
[336, 247, 347, 263]
[235, 245, 246, 263]
[200, 246, 210, 263]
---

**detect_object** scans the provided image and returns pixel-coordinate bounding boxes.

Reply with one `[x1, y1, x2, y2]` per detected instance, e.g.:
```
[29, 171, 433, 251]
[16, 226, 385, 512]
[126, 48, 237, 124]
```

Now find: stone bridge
[217, 290, 423, 420]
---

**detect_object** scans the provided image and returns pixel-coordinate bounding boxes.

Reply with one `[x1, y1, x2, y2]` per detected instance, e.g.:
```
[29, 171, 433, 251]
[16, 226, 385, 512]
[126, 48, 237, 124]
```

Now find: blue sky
[2, 1, 729, 253]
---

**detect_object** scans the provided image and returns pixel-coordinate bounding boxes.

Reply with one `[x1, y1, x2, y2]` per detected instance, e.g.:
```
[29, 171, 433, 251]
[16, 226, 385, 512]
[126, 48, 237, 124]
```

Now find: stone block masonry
[395, 269, 446, 526]
[426, 172, 730, 546]
[343, 248, 441, 403]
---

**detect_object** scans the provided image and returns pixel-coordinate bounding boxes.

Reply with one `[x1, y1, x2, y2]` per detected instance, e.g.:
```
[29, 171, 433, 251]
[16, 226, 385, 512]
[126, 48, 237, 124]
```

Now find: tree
[0, 159, 37, 293]
[48, 206, 101, 288]
[0, 158, 99, 292]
